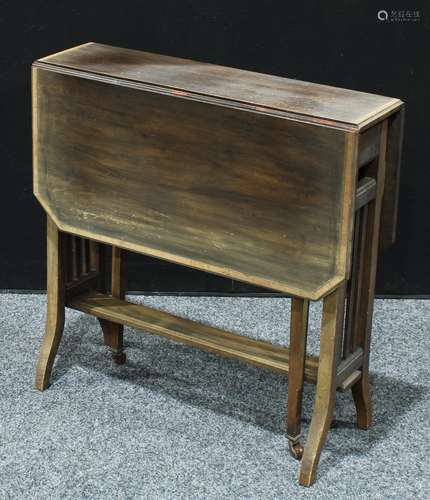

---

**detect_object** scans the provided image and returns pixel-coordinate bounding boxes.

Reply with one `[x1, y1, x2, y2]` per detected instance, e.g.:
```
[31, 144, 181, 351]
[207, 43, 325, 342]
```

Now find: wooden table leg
[98, 246, 126, 364]
[352, 120, 388, 428]
[286, 297, 309, 459]
[35, 216, 66, 390]
[299, 285, 345, 486]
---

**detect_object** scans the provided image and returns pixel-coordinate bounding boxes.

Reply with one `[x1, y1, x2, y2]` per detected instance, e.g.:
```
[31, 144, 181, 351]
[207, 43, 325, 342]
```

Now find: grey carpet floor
[0, 294, 429, 499]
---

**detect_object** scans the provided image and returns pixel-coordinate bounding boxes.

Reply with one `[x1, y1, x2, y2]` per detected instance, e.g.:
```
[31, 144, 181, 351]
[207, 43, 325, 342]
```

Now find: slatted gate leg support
[286, 298, 310, 459]
[35, 216, 66, 391]
[352, 120, 388, 428]
[98, 246, 127, 365]
[299, 285, 346, 487]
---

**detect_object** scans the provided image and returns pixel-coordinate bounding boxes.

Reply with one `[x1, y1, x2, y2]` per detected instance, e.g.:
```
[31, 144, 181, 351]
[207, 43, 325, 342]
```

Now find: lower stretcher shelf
[67, 291, 320, 382]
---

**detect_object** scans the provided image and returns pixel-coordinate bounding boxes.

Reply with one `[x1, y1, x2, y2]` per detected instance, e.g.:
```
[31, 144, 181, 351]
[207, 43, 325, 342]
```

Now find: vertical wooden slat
[343, 210, 361, 358]
[89, 240, 100, 272]
[343, 202, 369, 358]
[111, 246, 124, 298]
[350, 205, 368, 354]
[65, 235, 73, 284]
[71, 236, 78, 280]
[80, 238, 88, 274]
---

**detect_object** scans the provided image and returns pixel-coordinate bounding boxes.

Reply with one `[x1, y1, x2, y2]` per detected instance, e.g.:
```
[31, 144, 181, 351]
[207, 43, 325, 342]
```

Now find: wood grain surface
[36, 42, 402, 128]
[33, 67, 358, 299]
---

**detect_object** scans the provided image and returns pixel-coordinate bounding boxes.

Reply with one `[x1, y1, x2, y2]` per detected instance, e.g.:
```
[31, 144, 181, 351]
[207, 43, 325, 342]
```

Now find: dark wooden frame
[32, 44, 404, 487]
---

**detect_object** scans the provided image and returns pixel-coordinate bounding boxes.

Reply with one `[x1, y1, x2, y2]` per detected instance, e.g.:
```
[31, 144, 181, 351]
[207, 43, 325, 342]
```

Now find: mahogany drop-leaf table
[32, 43, 404, 486]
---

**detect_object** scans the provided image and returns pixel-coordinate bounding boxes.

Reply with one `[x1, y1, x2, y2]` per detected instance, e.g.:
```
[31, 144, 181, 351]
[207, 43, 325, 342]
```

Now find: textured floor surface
[0, 294, 429, 499]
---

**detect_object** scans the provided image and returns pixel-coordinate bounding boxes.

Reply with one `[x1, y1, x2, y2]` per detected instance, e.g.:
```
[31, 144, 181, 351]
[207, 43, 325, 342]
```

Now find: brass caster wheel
[288, 440, 304, 460]
[112, 351, 126, 365]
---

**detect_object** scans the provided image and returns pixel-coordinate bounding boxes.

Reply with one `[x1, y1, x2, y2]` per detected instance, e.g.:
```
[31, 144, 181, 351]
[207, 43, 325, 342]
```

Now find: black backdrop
[1, 1, 429, 295]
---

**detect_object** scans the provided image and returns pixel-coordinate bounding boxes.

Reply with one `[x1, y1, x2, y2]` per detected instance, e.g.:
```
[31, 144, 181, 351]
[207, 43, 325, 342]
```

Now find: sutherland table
[32, 43, 404, 486]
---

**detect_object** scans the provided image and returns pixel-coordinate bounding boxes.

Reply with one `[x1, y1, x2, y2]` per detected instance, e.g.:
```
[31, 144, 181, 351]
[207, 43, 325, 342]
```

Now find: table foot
[288, 439, 304, 460]
[35, 312, 65, 391]
[112, 350, 126, 365]
[352, 372, 373, 429]
[99, 318, 125, 364]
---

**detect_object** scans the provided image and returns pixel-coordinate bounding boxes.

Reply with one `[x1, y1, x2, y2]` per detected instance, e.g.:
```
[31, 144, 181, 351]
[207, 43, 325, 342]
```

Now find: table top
[33, 44, 404, 300]
[36, 42, 402, 130]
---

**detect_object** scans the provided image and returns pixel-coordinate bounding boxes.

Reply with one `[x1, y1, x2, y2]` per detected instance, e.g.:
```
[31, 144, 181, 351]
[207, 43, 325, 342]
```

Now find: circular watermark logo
[377, 10, 389, 21]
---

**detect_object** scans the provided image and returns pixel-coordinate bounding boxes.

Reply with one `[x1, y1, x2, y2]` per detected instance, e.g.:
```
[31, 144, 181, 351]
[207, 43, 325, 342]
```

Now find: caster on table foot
[288, 438, 304, 460]
[112, 351, 126, 365]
